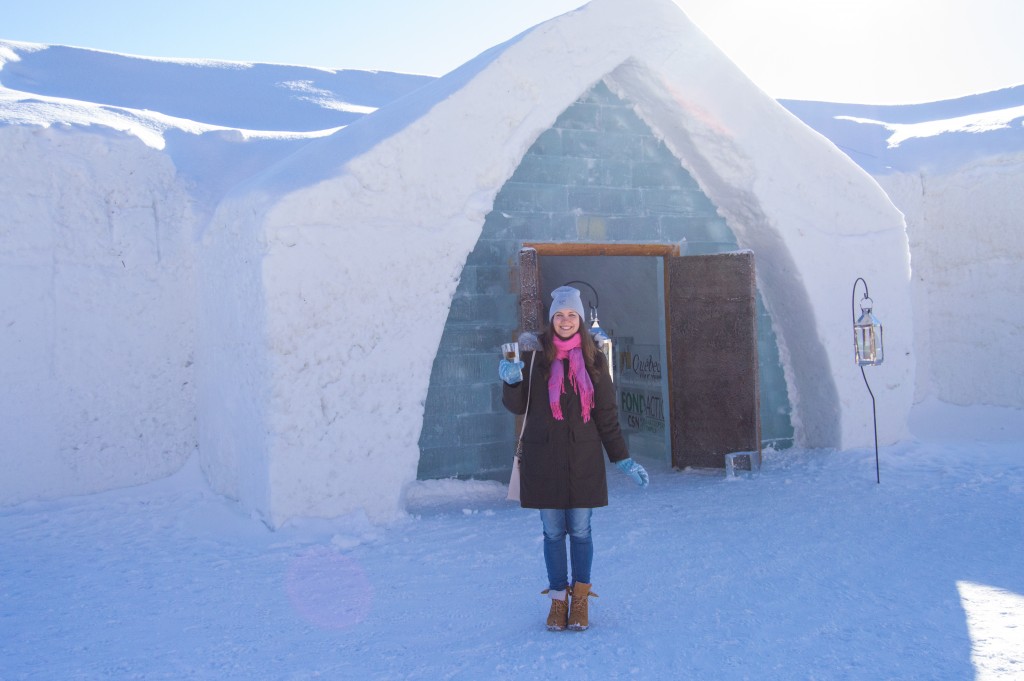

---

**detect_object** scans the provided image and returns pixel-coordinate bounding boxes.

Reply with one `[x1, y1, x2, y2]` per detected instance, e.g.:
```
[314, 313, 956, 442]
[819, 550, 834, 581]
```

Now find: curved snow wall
[418, 81, 794, 480]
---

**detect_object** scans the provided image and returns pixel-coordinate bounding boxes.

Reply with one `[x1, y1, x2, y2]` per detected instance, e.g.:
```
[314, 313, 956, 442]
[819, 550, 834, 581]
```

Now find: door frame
[519, 242, 761, 470]
[521, 242, 680, 347]
[520, 242, 681, 463]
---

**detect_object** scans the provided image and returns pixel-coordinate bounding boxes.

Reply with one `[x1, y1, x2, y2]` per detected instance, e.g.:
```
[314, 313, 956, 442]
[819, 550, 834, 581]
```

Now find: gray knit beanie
[549, 286, 586, 322]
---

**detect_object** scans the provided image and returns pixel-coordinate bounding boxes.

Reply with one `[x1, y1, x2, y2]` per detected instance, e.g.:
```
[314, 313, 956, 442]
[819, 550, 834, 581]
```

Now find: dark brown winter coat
[503, 349, 630, 509]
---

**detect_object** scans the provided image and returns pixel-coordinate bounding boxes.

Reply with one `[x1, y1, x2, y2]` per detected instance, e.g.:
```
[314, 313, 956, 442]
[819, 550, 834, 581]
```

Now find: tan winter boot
[568, 582, 598, 631]
[541, 589, 569, 631]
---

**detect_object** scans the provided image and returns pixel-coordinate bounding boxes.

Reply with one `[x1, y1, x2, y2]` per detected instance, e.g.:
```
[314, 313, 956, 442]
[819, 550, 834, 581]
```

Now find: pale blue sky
[4, 0, 1022, 104]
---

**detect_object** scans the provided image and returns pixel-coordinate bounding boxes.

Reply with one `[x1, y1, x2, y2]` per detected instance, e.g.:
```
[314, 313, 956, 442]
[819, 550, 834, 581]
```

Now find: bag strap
[517, 352, 536, 443]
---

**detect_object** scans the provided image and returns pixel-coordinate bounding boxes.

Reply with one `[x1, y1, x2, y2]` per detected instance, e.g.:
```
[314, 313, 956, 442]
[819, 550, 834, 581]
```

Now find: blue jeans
[540, 508, 593, 591]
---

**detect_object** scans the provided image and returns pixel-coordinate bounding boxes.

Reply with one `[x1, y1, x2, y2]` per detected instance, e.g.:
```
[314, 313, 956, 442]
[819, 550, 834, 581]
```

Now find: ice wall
[0, 125, 198, 504]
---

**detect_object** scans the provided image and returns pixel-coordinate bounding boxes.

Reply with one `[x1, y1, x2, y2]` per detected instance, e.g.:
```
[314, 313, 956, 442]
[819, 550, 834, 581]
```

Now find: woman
[499, 285, 649, 632]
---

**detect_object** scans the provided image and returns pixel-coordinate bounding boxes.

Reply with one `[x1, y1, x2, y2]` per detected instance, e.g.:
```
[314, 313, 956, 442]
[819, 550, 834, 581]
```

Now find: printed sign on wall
[617, 343, 665, 436]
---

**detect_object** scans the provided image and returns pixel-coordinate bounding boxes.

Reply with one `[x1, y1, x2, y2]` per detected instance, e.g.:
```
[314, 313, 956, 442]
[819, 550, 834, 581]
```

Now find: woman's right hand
[498, 359, 524, 385]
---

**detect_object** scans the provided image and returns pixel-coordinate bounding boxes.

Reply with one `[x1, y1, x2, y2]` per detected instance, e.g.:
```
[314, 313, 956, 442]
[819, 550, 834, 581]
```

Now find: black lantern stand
[852, 277, 883, 484]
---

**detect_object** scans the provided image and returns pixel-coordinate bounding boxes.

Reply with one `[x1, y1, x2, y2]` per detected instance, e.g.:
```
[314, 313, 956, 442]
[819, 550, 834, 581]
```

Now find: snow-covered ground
[3, 399, 1021, 680]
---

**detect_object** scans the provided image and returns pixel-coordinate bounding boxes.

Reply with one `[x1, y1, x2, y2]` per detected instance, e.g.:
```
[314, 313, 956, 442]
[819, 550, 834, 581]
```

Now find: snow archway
[417, 78, 797, 481]
[198, 0, 912, 526]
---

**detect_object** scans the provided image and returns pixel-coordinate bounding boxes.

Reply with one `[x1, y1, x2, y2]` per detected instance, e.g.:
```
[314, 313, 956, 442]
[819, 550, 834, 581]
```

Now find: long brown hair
[540, 327, 602, 383]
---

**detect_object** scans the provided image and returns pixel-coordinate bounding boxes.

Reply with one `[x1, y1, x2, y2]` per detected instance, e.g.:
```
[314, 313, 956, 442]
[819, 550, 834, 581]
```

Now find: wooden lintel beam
[523, 242, 681, 258]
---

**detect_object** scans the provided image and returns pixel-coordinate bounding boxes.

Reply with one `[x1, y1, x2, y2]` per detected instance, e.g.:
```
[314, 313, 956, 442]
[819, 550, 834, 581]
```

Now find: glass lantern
[853, 298, 884, 366]
[589, 309, 615, 383]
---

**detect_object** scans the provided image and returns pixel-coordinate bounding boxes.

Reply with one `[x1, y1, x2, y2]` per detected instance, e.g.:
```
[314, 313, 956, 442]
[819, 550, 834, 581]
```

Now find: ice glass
[501, 342, 520, 363]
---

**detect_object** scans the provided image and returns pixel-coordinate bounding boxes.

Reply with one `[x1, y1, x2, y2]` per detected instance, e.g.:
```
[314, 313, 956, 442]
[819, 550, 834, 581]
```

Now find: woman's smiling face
[552, 309, 581, 339]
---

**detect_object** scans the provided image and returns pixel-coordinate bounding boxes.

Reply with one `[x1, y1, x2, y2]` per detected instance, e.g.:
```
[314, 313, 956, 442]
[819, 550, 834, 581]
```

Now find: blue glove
[498, 359, 524, 385]
[616, 458, 649, 488]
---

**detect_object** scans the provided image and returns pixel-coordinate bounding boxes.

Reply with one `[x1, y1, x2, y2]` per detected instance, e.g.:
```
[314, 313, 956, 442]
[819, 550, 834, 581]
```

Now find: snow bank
[0, 39, 432, 134]
[0, 124, 197, 504]
[877, 153, 1024, 407]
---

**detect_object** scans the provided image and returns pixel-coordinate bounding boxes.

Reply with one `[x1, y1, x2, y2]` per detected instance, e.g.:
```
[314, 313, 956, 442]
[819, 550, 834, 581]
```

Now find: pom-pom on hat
[549, 286, 586, 322]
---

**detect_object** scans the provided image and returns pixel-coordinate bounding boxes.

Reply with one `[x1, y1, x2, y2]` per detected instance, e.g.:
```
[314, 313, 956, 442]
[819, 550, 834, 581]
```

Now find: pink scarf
[548, 334, 595, 422]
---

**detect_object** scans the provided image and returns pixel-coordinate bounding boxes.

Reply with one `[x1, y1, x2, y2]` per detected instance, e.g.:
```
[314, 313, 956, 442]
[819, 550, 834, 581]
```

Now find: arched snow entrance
[417, 80, 793, 480]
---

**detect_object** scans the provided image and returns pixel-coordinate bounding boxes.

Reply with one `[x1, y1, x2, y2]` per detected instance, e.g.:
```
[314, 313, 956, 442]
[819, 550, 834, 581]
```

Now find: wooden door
[667, 251, 761, 469]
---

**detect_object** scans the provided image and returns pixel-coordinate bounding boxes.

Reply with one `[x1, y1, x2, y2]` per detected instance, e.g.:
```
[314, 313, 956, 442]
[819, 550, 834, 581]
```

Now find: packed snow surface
[2, 401, 1021, 679]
